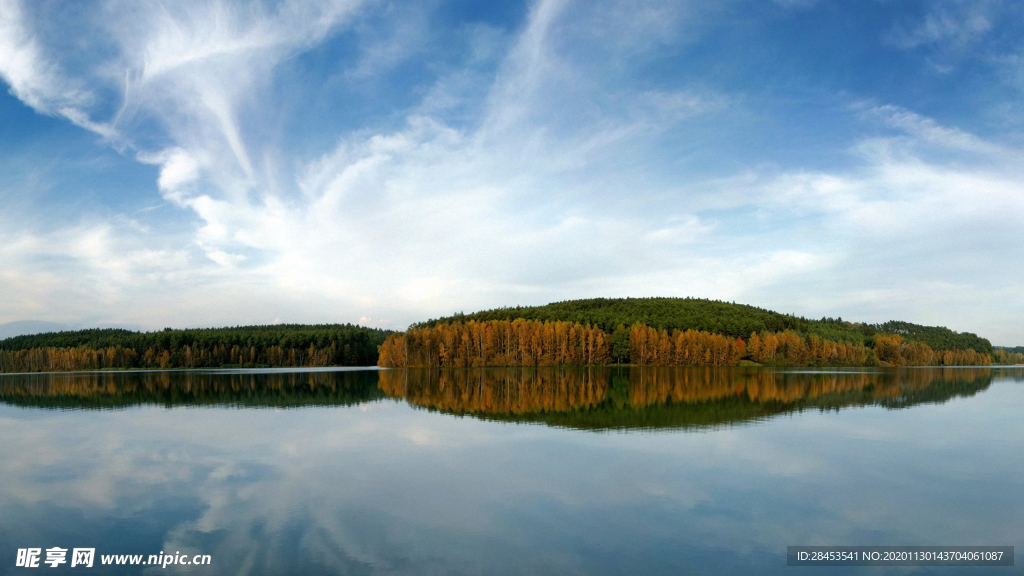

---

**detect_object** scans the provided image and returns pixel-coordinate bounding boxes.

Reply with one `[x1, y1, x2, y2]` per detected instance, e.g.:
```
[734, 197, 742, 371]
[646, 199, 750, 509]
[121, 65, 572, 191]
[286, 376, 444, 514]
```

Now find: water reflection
[0, 367, 998, 432]
[380, 367, 998, 430]
[0, 368, 1022, 575]
[0, 369, 384, 410]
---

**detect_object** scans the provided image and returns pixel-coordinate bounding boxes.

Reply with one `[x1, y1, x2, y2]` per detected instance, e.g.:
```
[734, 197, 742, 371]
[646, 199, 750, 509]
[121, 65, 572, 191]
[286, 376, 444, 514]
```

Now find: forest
[415, 297, 995, 354]
[995, 346, 1024, 365]
[0, 324, 392, 373]
[378, 319, 995, 368]
[2, 298, 1020, 373]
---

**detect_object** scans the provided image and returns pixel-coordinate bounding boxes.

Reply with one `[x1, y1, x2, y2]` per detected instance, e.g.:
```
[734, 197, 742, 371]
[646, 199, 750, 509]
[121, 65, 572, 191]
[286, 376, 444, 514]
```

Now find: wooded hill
[378, 319, 993, 367]
[0, 324, 393, 373]
[414, 297, 994, 353]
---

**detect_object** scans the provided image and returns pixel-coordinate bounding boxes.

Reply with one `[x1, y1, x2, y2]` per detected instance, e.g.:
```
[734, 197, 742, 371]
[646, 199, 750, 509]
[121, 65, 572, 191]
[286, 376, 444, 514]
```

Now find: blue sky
[1, 0, 1023, 344]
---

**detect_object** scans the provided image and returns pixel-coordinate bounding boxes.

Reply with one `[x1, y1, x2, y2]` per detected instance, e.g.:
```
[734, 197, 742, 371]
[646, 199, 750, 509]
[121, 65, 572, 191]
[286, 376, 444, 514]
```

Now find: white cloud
[888, 1, 997, 50]
[741, 112, 1024, 343]
[139, 148, 201, 197]
[0, 0, 82, 111]
[856, 103, 1015, 160]
[0, 0, 105, 140]
[0, 0, 743, 332]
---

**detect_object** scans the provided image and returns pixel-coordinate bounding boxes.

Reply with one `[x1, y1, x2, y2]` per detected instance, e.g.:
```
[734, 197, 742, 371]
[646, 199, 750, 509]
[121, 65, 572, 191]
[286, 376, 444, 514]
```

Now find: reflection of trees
[627, 366, 993, 405]
[1, 367, 1008, 428]
[0, 370, 384, 409]
[381, 367, 1002, 431]
[377, 368, 610, 415]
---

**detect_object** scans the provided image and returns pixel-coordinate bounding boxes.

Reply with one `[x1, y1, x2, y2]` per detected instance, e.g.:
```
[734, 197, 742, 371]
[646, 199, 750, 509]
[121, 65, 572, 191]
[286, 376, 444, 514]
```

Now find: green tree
[611, 325, 630, 364]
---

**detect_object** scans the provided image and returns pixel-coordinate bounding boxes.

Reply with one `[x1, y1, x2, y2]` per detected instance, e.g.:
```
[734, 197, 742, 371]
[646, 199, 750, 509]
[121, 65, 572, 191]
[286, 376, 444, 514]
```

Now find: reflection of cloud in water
[0, 369, 1021, 574]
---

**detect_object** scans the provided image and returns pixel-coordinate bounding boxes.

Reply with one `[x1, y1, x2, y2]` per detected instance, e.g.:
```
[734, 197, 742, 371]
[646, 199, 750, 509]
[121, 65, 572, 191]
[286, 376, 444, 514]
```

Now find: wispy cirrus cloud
[0, 0, 98, 129]
[0, 0, 737, 328]
[889, 7, 994, 51]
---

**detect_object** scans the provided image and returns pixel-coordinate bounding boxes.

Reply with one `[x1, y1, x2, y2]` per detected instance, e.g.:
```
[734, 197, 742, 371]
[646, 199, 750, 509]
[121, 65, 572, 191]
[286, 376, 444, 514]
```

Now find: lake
[0, 366, 1021, 575]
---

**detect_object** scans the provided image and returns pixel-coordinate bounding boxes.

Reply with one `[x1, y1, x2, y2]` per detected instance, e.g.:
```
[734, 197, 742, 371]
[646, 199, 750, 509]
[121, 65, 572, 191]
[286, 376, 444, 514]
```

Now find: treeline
[870, 320, 992, 354]
[748, 332, 988, 366]
[624, 325, 746, 366]
[378, 320, 993, 367]
[871, 334, 990, 366]
[414, 297, 994, 354]
[994, 347, 1024, 365]
[378, 319, 611, 367]
[0, 324, 392, 373]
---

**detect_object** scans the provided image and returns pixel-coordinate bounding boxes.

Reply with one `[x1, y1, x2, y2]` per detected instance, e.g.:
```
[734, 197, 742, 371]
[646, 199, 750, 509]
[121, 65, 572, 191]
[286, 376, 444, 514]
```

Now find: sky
[0, 0, 1022, 345]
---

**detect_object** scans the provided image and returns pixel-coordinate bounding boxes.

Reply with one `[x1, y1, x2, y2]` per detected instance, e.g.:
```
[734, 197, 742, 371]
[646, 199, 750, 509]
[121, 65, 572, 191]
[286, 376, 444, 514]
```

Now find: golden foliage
[748, 330, 873, 366]
[872, 334, 990, 366]
[379, 320, 994, 368]
[378, 319, 611, 367]
[627, 325, 746, 366]
[0, 343, 346, 373]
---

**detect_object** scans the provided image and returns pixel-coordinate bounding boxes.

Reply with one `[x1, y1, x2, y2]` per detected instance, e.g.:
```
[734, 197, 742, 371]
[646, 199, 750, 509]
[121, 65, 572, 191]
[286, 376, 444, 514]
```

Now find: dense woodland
[2, 298, 1019, 373]
[416, 298, 995, 354]
[378, 319, 995, 368]
[995, 347, 1024, 364]
[378, 319, 612, 367]
[0, 324, 392, 373]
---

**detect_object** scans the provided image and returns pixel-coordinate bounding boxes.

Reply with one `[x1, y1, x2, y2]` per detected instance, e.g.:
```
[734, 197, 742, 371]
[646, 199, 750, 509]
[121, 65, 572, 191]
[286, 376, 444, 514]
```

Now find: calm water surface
[0, 366, 1021, 575]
